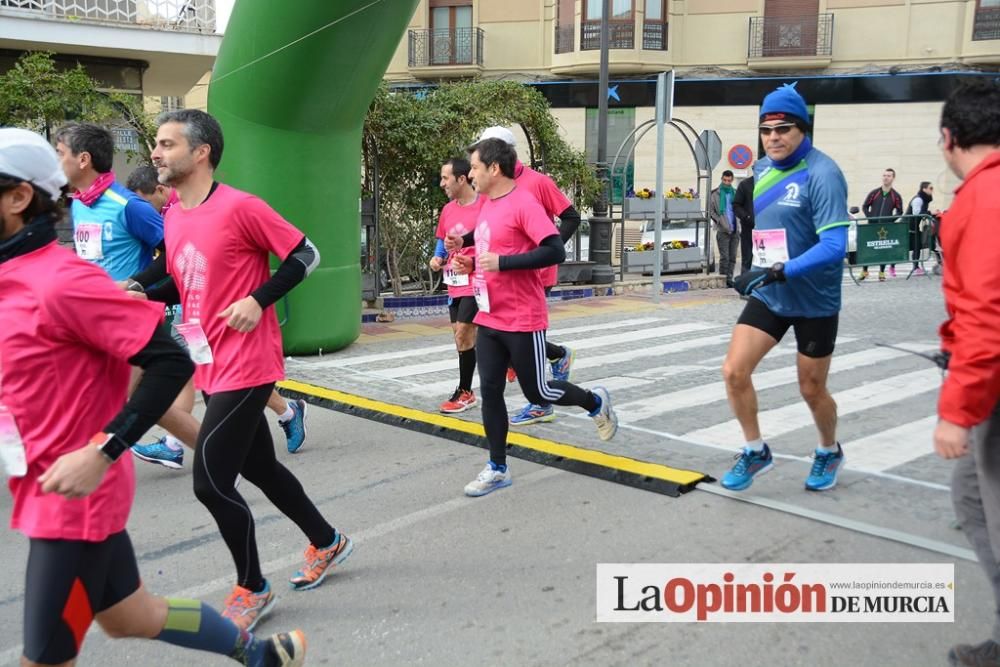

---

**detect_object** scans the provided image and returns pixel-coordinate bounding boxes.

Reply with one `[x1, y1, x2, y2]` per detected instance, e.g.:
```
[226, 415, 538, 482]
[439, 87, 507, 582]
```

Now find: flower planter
[623, 247, 702, 275]
[625, 197, 703, 218]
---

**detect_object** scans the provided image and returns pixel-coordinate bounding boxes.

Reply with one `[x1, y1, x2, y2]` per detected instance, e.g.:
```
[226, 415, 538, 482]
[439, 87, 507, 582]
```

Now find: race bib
[173, 320, 214, 365]
[751, 229, 790, 267]
[443, 266, 470, 287]
[473, 276, 491, 313]
[0, 406, 26, 478]
[74, 222, 104, 260]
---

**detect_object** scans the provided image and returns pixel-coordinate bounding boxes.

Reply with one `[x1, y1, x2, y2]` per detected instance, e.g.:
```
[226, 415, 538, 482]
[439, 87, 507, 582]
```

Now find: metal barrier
[846, 213, 940, 285]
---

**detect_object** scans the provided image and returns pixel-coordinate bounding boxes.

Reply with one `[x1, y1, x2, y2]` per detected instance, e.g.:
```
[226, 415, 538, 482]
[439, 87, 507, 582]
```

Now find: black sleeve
[862, 189, 876, 218]
[498, 234, 565, 271]
[250, 236, 316, 309]
[462, 230, 475, 248]
[556, 205, 581, 243]
[102, 323, 194, 447]
[144, 278, 180, 306]
[129, 242, 168, 289]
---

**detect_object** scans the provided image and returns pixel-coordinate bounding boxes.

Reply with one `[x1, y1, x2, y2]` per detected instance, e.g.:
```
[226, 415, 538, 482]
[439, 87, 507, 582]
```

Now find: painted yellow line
[280, 379, 706, 487]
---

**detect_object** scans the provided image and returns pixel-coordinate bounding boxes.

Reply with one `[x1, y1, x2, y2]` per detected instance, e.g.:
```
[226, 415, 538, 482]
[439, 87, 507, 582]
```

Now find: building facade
[384, 0, 1000, 209]
[0, 0, 221, 172]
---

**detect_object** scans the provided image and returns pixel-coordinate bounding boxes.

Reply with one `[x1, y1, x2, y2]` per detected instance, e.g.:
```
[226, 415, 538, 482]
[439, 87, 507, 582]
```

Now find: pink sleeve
[519, 195, 562, 246]
[44, 263, 164, 360]
[534, 175, 572, 219]
[237, 195, 306, 260]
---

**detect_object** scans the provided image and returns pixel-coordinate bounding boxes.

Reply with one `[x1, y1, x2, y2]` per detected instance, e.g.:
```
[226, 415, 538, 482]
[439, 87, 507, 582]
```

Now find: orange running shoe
[289, 532, 354, 591]
[440, 388, 478, 413]
[221, 582, 276, 632]
[506, 366, 517, 383]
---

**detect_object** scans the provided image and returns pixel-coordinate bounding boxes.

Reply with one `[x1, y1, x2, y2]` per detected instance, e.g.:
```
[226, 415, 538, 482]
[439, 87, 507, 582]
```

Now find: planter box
[623, 247, 702, 275]
[624, 196, 703, 218]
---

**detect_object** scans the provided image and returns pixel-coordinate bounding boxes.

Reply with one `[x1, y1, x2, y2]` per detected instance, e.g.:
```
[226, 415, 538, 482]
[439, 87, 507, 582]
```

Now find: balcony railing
[555, 23, 574, 54]
[408, 27, 484, 67]
[581, 20, 634, 50]
[748, 13, 833, 58]
[973, 7, 1000, 41]
[0, 0, 216, 33]
[642, 22, 667, 50]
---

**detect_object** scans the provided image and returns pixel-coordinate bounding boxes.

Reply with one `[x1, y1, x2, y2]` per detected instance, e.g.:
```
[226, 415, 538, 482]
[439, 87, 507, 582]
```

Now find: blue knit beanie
[759, 82, 810, 128]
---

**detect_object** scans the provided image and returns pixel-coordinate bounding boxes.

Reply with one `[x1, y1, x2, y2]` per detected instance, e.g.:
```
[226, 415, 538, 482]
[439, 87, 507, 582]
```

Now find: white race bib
[473, 276, 491, 313]
[173, 320, 214, 365]
[74, 222, 104, 260]
[0, 406, 26, 478]
[443, 266, 470, 287]
[751, 229, 790, 267]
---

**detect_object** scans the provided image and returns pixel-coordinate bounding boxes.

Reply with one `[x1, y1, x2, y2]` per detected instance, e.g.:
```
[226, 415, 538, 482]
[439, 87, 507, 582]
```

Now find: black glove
[732, 263, 786, 296]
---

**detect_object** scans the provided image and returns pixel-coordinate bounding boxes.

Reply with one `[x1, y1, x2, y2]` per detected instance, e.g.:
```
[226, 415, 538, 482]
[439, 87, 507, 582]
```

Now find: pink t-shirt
[472, 185, 560, 332]
[165, 184, 304, 394]
[514, 161, 571, 288]
[1, 243, 163, 541]
[435, 196, 482, 299]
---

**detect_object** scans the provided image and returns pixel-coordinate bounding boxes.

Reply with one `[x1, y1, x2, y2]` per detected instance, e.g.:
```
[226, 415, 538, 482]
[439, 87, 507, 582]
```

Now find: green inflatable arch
[208, 1, 418, 354]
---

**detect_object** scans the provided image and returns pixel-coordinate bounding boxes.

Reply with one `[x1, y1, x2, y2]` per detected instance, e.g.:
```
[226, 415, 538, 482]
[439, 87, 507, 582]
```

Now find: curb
[362, 275, 727, 321]
[279, 379, 713, 498]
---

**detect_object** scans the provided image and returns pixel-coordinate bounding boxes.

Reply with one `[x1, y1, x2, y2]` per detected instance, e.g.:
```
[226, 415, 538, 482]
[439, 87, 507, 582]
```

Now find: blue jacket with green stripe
[751, 147, 850, 318]
[70, 181, 164, 281]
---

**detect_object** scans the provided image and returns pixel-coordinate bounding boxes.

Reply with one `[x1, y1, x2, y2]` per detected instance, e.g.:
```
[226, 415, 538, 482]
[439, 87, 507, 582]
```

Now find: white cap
[478, 126, 516, 147]
[0, 128, 66, 200]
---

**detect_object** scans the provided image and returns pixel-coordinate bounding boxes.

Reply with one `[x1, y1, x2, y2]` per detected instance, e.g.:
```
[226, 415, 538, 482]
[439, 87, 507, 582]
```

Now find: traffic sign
[695, 130, 722, 171]
[728, 144, 754, 170]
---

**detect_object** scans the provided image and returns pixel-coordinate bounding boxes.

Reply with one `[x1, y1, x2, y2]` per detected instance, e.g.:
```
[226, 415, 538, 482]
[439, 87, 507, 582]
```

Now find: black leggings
[477, 326, 598, 466]
[193, 383, 335, 592]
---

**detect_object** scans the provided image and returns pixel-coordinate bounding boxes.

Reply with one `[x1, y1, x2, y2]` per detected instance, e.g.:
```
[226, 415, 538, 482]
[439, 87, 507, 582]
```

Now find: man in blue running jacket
[719, 83, 851, 493]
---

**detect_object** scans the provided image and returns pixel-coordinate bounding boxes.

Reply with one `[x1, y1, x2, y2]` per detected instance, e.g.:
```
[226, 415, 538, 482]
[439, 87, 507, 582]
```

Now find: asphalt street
[0, 269, 989, 667]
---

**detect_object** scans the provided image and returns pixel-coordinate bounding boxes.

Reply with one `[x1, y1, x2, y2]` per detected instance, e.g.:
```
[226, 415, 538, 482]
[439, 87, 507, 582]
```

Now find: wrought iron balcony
[642, 22, 667, 50]
[581, 20, 634, 50]
[408, 27, 484, 68]
[0, 0, 216, 33]
[554, 23, 574, 54]
[748, 13, 833, 58]
[973, 7, 1000, 41]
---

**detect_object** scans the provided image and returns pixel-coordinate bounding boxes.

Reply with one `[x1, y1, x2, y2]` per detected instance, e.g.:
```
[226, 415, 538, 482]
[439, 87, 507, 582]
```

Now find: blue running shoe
[509, 403, 555, 426]
[805, 443, 845, 491]
[281, 399, 308, 454]
[131, 437, 183, 469]
[720, 444, 773, 491]
[551, 346, 575, 383]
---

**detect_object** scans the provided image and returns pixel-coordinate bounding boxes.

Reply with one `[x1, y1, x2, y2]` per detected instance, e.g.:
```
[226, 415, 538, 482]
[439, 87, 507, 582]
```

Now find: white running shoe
[590, 386, 618, 441]
[464, 463, 512, 497]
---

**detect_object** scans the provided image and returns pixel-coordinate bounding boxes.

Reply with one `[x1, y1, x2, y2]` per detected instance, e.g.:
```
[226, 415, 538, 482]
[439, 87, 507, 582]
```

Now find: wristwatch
[771, 262, 786, 281]
[90, 432, 128, 463]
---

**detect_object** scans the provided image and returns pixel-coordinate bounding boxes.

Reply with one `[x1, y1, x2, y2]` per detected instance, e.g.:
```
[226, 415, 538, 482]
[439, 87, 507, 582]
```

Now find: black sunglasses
[758, 124, 796, 136]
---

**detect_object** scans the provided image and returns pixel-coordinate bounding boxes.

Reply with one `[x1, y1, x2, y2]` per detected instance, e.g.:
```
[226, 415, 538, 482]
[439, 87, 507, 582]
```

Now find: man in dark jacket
[859, 168, 904, 280]
[732, 172, 755, 274]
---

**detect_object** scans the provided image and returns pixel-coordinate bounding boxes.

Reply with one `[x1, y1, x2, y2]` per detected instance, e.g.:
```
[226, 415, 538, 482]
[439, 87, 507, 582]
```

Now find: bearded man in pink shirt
[133, 109, 352, 632]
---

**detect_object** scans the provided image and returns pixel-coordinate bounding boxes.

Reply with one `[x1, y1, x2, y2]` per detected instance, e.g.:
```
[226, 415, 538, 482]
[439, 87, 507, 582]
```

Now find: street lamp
[587, 0, 614, 284]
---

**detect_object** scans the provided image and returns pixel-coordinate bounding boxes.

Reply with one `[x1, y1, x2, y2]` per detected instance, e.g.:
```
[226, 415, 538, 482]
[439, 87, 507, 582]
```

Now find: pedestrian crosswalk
[290, 314, 945, 484]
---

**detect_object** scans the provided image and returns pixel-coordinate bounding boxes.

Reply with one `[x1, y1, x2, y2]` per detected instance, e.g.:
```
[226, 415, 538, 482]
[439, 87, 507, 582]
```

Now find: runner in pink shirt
[123, 166, 309, 468]
[451, 138, 618, 497]
[430, 157, 483, 413]
[455, 127, 583, 427]
[139, 109, 352, 632]
[0, 128, 305, 666]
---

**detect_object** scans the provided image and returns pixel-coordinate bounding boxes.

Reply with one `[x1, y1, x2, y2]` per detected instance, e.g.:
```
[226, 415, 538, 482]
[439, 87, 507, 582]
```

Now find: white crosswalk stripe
[294, 317, 944, 477]
[681, 367, 940, 444]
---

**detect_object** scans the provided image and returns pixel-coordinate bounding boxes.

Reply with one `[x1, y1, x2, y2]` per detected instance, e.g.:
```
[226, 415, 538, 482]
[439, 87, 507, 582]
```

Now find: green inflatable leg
[208, 0, 418, 354]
